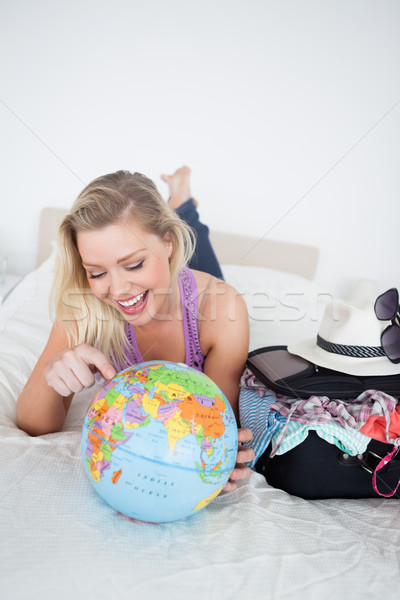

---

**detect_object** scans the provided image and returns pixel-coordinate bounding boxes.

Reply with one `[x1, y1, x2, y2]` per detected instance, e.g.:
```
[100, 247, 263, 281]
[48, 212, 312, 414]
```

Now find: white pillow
[222, 264, 315, 296]
[221, 264, 327, 350]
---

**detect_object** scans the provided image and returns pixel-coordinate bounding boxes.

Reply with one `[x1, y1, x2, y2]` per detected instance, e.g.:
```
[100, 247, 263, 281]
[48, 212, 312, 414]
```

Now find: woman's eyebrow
[82, 248, 146, 268]
[117, 249, 146, 264]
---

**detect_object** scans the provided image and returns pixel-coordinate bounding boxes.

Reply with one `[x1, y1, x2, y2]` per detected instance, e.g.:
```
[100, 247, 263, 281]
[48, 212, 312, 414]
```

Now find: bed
[1, 209, 399, 600]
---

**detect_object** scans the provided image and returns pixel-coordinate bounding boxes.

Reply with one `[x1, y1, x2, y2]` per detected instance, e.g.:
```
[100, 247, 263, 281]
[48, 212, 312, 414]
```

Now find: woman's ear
[164, 232, 173, 258]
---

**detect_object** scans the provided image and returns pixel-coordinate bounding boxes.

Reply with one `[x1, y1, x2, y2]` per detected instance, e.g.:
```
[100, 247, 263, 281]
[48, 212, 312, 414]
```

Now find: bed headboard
[36, 207, 319, 280]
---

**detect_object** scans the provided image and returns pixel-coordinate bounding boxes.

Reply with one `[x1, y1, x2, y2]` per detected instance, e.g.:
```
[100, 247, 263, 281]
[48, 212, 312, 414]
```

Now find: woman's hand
[45, 343, 116, 396]
[223, 428, 255, 492]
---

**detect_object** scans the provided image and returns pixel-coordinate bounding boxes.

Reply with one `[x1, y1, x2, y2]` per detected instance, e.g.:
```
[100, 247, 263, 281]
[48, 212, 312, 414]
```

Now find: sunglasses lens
[375, 288, 399, 321]
[381, 325, 400, 363]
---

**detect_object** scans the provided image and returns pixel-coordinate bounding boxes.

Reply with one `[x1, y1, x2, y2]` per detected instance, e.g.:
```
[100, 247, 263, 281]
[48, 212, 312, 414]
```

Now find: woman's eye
[87, 260, 144, 279]
[127, 260, 144, 271]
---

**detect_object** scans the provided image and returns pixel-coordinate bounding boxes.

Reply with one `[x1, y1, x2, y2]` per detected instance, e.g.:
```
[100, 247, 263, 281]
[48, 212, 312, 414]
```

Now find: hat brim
[287, 338, 400, 376]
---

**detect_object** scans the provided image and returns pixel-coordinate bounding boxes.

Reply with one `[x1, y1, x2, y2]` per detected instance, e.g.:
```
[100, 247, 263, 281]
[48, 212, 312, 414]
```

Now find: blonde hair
[52, 170, 195, 367]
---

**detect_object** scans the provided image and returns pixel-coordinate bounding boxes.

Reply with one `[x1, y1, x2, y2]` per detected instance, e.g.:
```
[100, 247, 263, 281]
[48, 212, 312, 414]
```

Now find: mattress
[1, 254, 399, 600]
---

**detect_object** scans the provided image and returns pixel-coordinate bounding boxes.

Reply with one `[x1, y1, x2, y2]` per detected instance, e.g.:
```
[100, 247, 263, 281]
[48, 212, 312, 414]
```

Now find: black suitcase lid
[246, 346, 400, 399]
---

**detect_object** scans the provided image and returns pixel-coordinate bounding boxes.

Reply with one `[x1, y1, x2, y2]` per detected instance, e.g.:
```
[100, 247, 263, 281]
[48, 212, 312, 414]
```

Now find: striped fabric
[239, 386, 286, 468]
[271, 390, 397, 437]
[271, 420, 370, 457]
[239, 369, 398, 466]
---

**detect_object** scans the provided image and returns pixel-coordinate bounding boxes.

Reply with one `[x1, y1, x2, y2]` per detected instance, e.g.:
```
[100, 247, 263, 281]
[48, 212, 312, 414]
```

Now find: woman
[16, 166, 254, 490]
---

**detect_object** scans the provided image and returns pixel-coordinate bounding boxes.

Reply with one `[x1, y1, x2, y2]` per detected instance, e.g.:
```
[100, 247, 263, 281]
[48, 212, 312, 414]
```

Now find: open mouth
[116, 290, 149, 315]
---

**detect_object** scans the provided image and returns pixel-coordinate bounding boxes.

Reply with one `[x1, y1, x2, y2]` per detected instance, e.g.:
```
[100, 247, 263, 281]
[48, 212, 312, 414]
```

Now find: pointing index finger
[76, 344, 117, 380]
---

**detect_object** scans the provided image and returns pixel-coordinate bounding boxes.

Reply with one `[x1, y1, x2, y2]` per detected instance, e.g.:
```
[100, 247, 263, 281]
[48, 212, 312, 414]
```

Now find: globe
[81, 361, 238, 523]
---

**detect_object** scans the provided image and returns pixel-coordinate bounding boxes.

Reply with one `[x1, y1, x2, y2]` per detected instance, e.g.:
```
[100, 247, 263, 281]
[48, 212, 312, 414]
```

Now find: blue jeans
[175, 199, 224, 280]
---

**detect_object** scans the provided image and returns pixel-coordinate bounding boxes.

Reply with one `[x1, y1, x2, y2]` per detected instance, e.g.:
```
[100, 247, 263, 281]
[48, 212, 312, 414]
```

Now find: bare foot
[160, 166, 198, 209]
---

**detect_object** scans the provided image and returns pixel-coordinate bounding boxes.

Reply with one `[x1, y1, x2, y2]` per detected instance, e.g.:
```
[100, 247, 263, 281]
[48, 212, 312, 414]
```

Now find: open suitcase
[246, 346, 400, 499]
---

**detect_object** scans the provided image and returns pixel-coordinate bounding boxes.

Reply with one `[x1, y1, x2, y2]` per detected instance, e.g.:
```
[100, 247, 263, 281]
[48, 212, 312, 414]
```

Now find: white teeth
[118, 292, 146, 307]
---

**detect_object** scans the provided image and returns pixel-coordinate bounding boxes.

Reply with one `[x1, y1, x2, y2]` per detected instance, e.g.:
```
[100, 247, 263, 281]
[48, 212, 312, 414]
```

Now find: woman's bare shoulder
[191, 269, 248, 341]
[191, 268, 239, 297]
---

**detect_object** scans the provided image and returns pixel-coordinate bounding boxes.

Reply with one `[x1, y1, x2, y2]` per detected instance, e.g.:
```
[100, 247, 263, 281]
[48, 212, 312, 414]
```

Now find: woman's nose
[108, 271, 131, 298]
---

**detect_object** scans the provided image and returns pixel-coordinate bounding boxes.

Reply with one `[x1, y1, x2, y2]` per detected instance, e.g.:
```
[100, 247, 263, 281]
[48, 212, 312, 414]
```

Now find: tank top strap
[178, 267, 205, 372]
[123, 323, 143, 366]
[120, 268, 205, 372]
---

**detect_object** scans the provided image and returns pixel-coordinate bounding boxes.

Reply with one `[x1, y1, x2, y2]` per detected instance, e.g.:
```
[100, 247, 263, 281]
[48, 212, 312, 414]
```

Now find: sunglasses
[374, 288, 400, 364]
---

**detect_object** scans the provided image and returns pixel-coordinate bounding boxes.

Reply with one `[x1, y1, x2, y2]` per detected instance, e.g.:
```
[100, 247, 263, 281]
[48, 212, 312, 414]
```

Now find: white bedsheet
[1, 258, 399, 600]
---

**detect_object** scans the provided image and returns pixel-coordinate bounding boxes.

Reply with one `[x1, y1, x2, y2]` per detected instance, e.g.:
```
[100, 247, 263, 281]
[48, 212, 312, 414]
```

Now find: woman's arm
[201, 282, 249, 425]
[16, 321, 116, 436]
[200, 278, 249, 420]
[200, 278, 255, 490]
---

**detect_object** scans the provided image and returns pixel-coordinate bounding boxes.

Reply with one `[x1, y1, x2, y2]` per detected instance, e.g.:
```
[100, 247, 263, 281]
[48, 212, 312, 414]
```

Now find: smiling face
[77, 218, 174, 326]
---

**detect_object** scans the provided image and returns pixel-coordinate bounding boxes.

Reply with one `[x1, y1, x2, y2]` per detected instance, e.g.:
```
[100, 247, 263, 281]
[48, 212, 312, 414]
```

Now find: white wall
[1, 0, 399, 295]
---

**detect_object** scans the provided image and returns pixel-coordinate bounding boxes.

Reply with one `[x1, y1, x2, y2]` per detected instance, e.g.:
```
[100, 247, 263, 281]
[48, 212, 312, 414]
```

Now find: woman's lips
[116, 290, 149, 315]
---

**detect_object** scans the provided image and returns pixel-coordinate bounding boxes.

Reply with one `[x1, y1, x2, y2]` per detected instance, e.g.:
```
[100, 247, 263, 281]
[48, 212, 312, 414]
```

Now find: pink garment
[360, 403, 400, 444]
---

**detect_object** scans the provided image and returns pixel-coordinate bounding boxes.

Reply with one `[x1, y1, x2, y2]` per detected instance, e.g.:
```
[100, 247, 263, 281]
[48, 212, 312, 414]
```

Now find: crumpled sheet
[1, 259, 400, 600]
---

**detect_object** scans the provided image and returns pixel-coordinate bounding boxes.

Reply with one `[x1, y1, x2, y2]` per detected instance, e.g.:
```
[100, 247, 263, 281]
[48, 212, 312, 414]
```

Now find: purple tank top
[123, 267, 205, 372]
